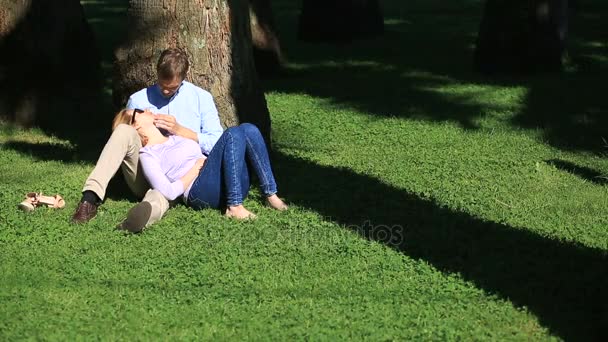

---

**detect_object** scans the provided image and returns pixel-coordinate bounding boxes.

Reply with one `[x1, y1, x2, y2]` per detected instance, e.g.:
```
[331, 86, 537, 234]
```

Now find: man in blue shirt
[71, 48, 223, 231]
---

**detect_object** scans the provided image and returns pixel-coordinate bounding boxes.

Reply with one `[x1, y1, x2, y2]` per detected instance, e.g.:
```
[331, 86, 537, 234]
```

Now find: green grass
[1, 0, 607, 340]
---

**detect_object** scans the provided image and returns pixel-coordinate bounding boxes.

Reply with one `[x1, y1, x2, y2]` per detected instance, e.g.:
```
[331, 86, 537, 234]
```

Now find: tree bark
[0, 0, 100, 128]
[298, 0, 384, 42]
[250, 0, 284, 77]
[113, 0, 271, 141]
[474, 0, 569, 74]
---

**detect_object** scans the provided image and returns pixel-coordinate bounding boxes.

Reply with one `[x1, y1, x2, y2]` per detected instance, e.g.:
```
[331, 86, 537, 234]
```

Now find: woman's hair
[157, 48, 189, 81]
[112, 109, 131, 131]
[112, 108, 149, 146]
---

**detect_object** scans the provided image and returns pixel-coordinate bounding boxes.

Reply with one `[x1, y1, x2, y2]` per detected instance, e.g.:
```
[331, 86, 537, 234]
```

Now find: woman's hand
[195, 157, 207, 171]
[180, 156, 208, 191]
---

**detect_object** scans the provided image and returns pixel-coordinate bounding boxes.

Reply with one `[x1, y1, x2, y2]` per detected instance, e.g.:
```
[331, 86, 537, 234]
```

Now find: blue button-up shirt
[126, 80, 224, 155]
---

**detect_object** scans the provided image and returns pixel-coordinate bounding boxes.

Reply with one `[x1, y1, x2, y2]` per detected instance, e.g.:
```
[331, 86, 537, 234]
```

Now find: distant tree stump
[0, 0, 100, 128]
[298, 0, 384, 42]
[250, 0, 285, 77]
[474, 0, 569, 74]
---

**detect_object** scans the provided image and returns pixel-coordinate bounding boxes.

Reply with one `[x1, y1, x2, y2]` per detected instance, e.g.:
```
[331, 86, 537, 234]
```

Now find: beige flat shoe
[18, 192, 37, 212]
[18, 192, 66, 212]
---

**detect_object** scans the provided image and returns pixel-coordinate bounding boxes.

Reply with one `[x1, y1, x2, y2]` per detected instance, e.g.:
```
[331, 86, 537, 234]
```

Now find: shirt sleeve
[126, 96, 135, 110]
[197, 90, 224, 155]
[139, 151, 185, 201]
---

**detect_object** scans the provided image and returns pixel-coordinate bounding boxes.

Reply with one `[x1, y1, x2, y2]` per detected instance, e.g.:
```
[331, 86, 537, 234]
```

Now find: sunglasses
[131, 108, 144, 125]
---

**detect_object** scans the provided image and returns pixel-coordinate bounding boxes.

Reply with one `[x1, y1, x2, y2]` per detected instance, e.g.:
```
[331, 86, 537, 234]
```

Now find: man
[71, 48, 223, 232]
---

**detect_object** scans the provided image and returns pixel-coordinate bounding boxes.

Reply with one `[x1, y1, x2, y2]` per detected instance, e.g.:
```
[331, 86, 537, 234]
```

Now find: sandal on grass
[18, 192, 66, 212]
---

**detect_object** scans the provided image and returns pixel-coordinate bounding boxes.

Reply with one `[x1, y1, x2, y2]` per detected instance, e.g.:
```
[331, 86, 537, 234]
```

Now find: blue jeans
[187, 123, 278, 209]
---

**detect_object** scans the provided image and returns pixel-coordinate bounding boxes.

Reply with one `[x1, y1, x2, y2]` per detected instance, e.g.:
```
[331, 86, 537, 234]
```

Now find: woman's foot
[266, 194, 288, 211]
[225, 205, 257, 220]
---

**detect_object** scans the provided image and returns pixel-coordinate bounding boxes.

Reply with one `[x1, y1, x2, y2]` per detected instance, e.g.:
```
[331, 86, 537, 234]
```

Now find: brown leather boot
[71, 201, 98, 224]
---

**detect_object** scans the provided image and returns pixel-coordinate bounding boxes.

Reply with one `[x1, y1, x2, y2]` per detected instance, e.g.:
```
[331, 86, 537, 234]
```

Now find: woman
[114, 108, 287, 220]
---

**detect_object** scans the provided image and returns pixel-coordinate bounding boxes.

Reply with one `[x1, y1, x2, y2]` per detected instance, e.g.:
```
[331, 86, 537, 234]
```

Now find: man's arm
[153, 89, 222, 148]
[196, 91, 223, 155]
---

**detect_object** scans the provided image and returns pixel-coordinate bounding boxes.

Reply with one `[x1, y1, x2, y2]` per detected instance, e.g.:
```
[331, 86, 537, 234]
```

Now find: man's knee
[112, 124, 139, 142]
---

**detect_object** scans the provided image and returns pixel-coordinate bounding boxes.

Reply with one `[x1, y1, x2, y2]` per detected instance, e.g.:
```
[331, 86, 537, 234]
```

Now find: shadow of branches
[266, 0, 607, 153]
[547, 158, 608, 185]
[273, 151, 608, 341]
[0, 0, 107, 147]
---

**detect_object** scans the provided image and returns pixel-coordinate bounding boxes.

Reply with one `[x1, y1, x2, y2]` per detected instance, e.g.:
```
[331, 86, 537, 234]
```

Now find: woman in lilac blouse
[114, 108, 287, 220]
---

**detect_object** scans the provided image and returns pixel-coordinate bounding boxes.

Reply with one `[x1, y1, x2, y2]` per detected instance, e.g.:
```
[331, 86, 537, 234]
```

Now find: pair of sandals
[18, 192, 66, 212]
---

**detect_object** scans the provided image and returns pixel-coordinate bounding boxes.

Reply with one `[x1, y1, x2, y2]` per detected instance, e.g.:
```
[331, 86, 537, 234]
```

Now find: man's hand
[154, 113, 199, 143]
[154, 114, 182, 135]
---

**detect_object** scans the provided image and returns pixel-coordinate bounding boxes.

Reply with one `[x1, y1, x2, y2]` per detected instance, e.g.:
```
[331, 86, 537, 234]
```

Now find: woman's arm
[140, 152, 188, 200]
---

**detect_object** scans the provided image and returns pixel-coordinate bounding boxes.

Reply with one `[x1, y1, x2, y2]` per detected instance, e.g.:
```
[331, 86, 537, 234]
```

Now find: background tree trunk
[250, 0, 284, 77]
[474, 0, 569, 74]
[0, 0, 100, 129]
[113, 0, 271, 141]
[298, 0, 384, 42]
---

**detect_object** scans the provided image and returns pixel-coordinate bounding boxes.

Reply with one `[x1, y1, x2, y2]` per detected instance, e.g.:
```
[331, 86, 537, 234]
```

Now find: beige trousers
[82, 124, 170, 227]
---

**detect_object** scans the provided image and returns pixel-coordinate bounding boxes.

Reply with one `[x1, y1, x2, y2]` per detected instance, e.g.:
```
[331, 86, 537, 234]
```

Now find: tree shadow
[0, 140, 137, 201]
[510, 6, 608, 154]
[273, 151, 608, 341]
[263, 16, 494, 129]
[266, 0, 607, 153]
[1, 141, 81, 163]
[547, 158, 608, 185]
[0, 0, 109, 148]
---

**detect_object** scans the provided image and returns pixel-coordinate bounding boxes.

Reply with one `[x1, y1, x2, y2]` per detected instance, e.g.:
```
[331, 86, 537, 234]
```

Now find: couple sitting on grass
[70, 48, 287, 232]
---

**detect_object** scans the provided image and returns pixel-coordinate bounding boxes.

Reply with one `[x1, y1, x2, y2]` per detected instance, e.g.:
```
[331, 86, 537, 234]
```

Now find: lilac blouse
[139, 135, 204, 200]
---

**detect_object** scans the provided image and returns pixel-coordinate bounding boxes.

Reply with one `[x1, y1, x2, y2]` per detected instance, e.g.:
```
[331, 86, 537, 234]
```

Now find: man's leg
[72, 124, 143, 223]
[114, 127, 171, 231]
[84, 124, 145, 199]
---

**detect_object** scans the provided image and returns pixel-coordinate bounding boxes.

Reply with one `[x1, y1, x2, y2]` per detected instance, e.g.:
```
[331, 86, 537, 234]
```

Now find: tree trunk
[298, 0, 384, 42]
[0, 0, 100, 128]
[250, 0, 284, 77]
[474, 0, 569, 74]
[113, 0, 271, 142]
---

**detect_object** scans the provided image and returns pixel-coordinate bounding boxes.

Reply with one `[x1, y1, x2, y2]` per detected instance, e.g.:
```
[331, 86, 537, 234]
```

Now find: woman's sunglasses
[131, 108, 144, 125]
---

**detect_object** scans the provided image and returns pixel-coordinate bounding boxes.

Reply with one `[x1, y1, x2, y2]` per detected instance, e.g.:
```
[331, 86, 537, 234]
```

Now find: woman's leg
[240, 123, 287, 210]
[240, 123, 277, 196]
[188, 127, 254, 217]
[221, 127, 247, 206]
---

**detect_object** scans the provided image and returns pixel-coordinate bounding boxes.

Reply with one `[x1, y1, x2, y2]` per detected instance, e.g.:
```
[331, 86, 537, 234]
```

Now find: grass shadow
[266, 0, 607, 153]
[1, 141, 80, 163]
[0, 140, 138, 202]
[273, 151, 608, 341]
[510, 7, 608, 154]
[547, 158, 608, 185]
[264, 14, 493, 129]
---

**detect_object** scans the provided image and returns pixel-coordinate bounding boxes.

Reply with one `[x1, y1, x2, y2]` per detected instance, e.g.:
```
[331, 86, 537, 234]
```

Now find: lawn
[1, 0, 607, 340]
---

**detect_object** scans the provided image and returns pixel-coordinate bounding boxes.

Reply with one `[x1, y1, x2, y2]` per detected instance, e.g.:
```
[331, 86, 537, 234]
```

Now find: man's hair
[157, 48, 189, 80]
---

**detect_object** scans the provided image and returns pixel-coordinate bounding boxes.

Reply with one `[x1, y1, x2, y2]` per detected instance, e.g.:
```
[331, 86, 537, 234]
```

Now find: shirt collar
[156, 81, 184, 101]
